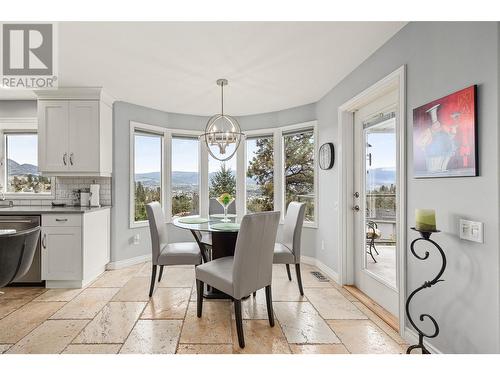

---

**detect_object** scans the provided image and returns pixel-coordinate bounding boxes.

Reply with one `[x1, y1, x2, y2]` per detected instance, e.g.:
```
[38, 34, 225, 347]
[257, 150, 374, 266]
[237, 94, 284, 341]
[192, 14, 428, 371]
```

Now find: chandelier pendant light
[202, 78, 245, 161]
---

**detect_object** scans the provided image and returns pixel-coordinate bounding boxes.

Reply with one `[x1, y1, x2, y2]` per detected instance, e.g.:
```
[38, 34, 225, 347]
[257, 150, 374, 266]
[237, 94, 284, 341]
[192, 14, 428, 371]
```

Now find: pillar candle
[415, 209, 436, 231]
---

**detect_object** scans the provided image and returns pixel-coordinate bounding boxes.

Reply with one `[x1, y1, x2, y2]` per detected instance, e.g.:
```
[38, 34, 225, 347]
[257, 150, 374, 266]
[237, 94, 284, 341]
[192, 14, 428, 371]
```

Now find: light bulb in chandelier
[201, 79, 245, 161]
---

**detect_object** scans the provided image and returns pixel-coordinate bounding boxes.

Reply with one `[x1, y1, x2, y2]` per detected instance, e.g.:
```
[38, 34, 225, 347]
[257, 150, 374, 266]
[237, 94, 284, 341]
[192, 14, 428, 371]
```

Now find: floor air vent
[310, 271, 329, 282]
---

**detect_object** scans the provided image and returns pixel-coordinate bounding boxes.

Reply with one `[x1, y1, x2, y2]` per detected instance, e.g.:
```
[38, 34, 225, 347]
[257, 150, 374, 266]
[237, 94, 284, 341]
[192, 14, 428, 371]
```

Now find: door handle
[63, 153, 68, 166]
[352, 205, 360, 211]
[55, 218, 68, 222]
[41, 233, 47, 248]
[69, 153, 74, 166]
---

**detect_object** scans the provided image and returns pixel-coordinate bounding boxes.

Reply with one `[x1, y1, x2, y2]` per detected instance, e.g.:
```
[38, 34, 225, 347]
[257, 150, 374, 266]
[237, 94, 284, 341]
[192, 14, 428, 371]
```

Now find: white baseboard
[106, 254, 150, 270]
[403, 327, 442, 354]
[301, 255, 340, 283]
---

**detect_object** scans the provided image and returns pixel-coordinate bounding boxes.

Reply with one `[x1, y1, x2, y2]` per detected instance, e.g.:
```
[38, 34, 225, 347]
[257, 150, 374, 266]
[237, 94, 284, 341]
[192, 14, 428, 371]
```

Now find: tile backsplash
[9, 177, 112, 206]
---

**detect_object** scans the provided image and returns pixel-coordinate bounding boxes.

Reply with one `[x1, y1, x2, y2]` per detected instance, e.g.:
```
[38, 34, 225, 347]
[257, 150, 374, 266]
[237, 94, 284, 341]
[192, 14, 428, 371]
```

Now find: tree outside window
[134, 132, 162, 222]
[246, 136, 274, 212]
[283, 130, 315, 221]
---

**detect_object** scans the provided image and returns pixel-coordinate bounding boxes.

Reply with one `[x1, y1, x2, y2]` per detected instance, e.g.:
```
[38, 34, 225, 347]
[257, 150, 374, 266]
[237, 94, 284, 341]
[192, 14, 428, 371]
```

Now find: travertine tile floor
[0, 262, 408, 354]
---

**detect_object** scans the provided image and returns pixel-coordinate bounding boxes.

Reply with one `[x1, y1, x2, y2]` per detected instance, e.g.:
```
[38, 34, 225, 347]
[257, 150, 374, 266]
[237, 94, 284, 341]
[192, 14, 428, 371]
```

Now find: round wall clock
[319, 142, 335, 170]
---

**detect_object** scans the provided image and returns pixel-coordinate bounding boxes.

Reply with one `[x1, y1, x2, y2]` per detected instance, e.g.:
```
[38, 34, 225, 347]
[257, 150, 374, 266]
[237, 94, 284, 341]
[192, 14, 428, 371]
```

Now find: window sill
[303, 221, 318, 229]
[130, 221, 149, 229]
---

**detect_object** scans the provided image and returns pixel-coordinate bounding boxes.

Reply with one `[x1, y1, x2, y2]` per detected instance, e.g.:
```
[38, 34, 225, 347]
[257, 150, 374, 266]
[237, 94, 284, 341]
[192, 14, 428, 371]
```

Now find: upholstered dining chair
[273, 201, 306, 295]
[195, 211, 280, 348]
[146, 202, 203, 297]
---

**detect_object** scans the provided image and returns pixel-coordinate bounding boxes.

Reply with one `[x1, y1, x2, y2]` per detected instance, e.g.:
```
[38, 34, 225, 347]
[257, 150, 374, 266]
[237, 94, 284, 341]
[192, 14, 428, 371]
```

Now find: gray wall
[315, 22, 500, 353]
[0, 100, 37, 117]
[111, 101, 317, 264]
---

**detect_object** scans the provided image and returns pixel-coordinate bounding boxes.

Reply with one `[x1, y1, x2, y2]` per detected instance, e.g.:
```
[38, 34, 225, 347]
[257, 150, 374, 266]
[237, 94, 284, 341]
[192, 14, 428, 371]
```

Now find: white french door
[353, 89, 400, 316]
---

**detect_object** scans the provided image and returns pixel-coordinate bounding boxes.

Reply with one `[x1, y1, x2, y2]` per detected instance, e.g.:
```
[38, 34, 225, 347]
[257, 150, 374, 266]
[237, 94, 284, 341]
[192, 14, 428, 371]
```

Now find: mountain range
[7, 159, 39, 175]
[136, 167, 396, 188]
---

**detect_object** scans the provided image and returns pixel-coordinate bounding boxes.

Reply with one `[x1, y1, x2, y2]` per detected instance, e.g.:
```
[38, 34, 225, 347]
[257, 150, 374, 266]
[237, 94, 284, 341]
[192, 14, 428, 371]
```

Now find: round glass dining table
[172, 215, 240, 299]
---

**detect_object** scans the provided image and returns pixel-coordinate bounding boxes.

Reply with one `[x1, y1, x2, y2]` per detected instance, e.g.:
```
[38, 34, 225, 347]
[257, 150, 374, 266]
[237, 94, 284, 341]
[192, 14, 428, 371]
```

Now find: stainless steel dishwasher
[0, 215, 43, 285]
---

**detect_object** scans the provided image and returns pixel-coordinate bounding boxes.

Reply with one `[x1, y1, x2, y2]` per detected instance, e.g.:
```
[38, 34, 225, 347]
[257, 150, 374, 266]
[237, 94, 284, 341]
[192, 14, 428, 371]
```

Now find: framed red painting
[413, 85, 478, 178]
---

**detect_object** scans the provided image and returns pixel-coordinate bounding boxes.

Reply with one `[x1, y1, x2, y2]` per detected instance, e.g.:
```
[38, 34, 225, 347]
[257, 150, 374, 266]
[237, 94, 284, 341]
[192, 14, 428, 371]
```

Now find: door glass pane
[364, 118, 397, 287]
[246, 136, 274, 213]
[172, 137, 199, 218]
[134, 132, 162, 222]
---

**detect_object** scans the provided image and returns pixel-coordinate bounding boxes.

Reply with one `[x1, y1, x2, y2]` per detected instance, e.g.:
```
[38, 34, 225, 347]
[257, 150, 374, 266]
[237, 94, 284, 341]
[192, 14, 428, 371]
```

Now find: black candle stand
[405, 227, 446, 354]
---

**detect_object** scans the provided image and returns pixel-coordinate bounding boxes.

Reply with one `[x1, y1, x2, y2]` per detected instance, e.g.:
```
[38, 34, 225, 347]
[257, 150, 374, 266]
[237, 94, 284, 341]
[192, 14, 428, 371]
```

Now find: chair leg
[367, 246, 377, 263]
[158, 265, 164, 282]
[196, 279, 204, 318]
[295, 264, 304, 296]
[285, 264, 292, 281]
[234, 299, 245, 348]
[265, 285, 275, 327]
[149, 265, 157, 297]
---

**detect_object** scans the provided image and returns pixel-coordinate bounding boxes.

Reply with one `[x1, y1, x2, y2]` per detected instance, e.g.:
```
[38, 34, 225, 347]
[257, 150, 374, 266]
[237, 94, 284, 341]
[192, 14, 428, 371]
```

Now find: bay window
[129, 120, 317, 227]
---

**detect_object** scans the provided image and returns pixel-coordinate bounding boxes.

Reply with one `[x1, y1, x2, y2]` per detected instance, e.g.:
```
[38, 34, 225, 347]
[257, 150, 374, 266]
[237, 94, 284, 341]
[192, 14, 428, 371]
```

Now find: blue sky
[7, 134, 38, 165]
[134, 135, 162, 173]
[135, 136, 238, 174]
[367, 132, 396, 169]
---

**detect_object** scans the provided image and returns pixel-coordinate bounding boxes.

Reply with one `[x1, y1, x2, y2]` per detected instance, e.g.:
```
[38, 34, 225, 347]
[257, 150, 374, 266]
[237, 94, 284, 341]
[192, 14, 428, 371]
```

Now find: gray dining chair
[273, 201, 306, 295]
[146, 202, 202, 297]
[195, 211, 280, 348]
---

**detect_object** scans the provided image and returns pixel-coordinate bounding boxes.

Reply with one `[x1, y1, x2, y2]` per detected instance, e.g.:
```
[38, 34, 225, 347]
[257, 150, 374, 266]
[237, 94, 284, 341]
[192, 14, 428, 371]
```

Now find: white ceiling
[1, 22, 406, 116]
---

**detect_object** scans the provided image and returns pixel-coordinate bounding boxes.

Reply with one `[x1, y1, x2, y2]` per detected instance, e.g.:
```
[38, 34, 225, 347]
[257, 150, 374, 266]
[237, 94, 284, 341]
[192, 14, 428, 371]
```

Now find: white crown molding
[35, 87, 116, 107]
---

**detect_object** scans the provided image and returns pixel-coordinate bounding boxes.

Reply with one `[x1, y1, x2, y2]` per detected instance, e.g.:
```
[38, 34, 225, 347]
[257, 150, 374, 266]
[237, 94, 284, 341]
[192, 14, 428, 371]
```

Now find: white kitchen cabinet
[41, 208, 110, 288]
[41, 226, 82, 281]
[37, 88, 113, 177]
[37, 100, 70, 173]
[68, 101, 100, 172]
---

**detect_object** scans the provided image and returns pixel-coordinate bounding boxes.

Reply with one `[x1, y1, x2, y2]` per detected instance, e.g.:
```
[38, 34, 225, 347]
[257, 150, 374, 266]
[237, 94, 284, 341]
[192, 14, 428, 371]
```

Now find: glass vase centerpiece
[217, 193, 234, 222]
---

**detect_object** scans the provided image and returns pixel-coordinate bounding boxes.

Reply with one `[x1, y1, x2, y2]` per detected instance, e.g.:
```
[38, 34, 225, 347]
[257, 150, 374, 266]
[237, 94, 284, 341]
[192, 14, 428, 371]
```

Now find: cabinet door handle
[69, 153, 74, 166]
[63, 153, 68, 166]
[55, 218, 68, 222]
[41, 233, 47, 249]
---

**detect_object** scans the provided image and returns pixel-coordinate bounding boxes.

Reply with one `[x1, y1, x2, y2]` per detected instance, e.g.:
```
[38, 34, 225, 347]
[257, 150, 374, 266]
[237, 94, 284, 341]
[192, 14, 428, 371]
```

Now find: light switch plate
[459, 219, 483, 243]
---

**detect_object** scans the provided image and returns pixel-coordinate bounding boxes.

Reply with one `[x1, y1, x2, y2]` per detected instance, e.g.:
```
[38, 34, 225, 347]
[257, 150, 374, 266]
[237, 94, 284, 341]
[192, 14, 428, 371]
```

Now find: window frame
[281, 122, 318, 227]
[0, 118, 55, 200]
[242, 130, 276, 215]
[170, 133, 202, 220]
[129, 121, 204, 228]
[239, 121, 318, 227]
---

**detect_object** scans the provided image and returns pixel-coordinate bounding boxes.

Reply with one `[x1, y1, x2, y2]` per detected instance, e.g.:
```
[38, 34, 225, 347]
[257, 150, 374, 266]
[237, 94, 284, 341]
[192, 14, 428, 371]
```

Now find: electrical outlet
[459, 219, 483, 243]
[133, 234, 140, 245]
